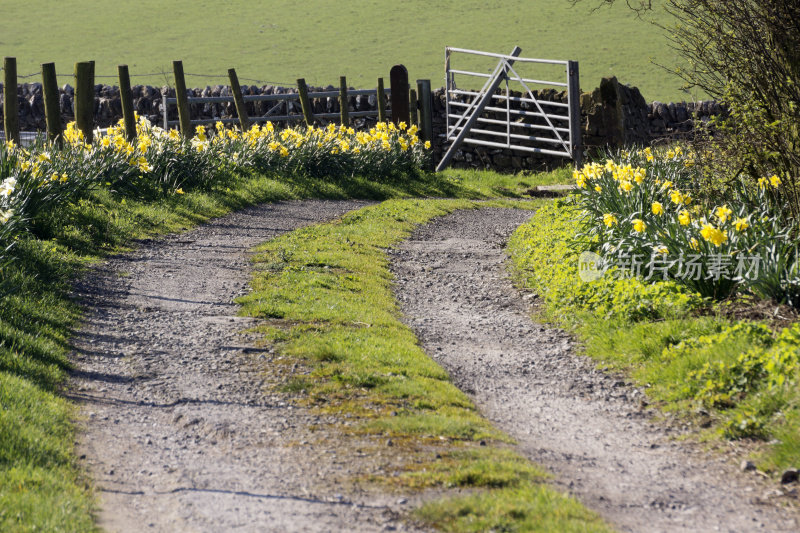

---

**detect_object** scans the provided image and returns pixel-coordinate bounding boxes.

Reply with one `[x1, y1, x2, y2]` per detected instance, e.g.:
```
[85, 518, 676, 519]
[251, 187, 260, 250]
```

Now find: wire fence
[1, 66, 296, 88]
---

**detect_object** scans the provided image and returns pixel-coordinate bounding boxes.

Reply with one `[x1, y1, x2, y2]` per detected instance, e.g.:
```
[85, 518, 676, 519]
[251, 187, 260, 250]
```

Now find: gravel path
[69, 200, 423, 533]
[389, 208, 799, 533]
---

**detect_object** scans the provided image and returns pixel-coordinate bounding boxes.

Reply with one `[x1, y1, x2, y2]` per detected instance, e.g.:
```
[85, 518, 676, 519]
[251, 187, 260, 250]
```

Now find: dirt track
[68, 201, 800, 532]
[390, 207, 799, 533]
[69, 200, 426, 533]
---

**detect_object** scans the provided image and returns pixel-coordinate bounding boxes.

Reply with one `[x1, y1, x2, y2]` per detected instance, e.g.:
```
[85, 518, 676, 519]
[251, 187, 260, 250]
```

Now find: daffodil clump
[212, 120, 430, 180]
[574, 147, 800, 304]
[0, 116, 432, 262]
[0, 136, 113, 250]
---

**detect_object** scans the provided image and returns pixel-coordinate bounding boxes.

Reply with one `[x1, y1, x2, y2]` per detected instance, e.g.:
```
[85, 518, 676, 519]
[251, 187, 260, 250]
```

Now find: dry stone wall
[0, 77, 724, 172]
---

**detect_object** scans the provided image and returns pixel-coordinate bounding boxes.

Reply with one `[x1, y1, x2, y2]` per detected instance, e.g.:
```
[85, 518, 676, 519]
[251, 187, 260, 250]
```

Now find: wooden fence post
[41, 62, 62, 145]
[228, 68, 250, 131]
[408, 88, 418, 127]
[567, 60, 583, 168]
[376, 77, 387, 123]
[3, 57, 20, 145]
[339, 76, 349, 127]
[118, 65, 137, 140]
[74, 61, 94, 143]
[390, 65, 409, 125]
[173, 60, 193, 137]
[296, 78, 314, 127]
[416, 79, 433, 142]
[88, 60, 96, 138]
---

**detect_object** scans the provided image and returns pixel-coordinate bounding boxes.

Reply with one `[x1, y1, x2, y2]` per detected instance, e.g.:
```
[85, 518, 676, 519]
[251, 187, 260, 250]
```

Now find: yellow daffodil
[700, 224, 727, 246]
[734, 217, 749, 231]
[651, 202, 664, 215]
[715, 205, 733, 223]
[678, 210, 691, 225]
[574, 171, 588, 188]
[603, 214, 618, 227]
[620, 181, 634, 193]
[769, 175, 782, 188]
[632, 218, 646, 233]
[670, 189, 684, 205]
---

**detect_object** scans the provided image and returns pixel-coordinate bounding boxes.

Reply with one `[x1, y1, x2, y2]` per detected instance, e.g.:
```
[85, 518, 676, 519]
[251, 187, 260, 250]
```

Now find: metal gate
[437, 46, 582, 171]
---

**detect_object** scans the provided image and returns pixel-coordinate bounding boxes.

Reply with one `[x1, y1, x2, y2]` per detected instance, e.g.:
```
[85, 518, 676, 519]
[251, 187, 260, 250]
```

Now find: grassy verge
[439, 166, 572, 198]
[238, 198, 610, 532]
[507, 200, 800, 474]
[0, 167, 569, 531]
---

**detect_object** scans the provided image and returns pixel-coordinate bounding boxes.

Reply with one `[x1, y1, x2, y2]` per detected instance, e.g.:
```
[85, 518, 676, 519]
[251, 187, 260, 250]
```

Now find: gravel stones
[389, 207, 799, 533]
[70, 200, 424, 532]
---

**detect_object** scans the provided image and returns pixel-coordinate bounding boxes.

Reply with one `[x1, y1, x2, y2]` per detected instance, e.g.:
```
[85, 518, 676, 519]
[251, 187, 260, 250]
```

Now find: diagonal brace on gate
[503, 61, 570, 156]
[435, 46, 522, 172]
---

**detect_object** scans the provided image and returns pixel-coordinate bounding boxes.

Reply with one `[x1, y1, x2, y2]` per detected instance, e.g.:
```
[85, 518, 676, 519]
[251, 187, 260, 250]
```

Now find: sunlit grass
[240, 198, 609, 531]
[0, 166, 570, 530]
[508, 201, 800, 474]
[4, 0, 687, 101]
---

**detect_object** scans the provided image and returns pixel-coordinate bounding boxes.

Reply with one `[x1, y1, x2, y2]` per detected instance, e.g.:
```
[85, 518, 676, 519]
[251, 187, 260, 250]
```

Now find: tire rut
[69, 200, 421, 533]
[389, 207, 799, 533]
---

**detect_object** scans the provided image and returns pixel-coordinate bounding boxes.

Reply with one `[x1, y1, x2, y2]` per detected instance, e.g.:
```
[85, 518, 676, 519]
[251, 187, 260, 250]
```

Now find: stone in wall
[580, 75, 725, 151]
[2, 79, 725, 173]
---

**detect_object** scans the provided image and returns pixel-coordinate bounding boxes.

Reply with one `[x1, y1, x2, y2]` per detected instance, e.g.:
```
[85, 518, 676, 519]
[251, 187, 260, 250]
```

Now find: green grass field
[2, 0, 690, 102]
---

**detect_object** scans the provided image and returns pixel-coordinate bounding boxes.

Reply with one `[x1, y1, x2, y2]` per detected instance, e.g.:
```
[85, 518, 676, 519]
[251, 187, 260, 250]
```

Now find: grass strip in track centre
[0, 166, 571, 532]
[507, 201, 800, 475]
[238, 198, 611, 532]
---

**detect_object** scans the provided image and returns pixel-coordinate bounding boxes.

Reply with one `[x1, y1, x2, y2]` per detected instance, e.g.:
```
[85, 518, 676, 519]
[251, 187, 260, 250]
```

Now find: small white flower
[0, 177, 17, 197]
